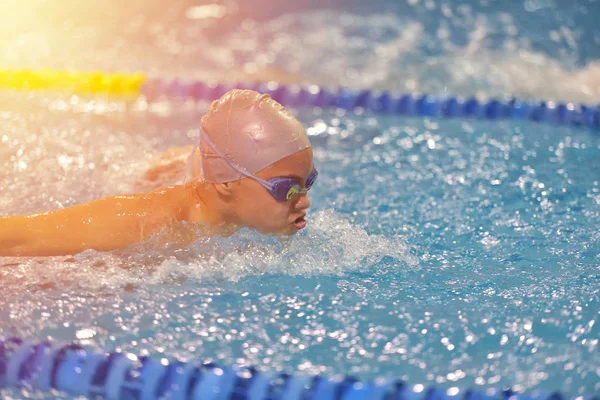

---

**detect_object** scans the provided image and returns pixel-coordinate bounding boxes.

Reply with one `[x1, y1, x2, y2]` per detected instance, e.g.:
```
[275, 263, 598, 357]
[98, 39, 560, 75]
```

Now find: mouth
[291, 215, 307, 230]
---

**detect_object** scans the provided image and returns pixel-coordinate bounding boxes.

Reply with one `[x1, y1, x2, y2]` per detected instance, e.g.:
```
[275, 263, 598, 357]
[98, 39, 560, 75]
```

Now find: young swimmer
[0, 89, 317, 257]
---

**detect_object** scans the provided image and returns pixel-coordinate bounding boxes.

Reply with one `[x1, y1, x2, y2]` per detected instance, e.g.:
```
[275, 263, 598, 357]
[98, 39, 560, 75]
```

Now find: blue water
[1, 0, 600, 398]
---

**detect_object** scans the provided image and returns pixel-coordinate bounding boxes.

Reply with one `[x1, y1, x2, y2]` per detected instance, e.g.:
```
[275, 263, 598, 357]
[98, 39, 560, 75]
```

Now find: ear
[213, 181, 236, 199]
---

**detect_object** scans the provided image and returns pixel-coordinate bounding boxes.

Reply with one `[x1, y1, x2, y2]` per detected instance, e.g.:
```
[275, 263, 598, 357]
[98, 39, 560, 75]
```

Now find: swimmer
[0, 89, 317, 257]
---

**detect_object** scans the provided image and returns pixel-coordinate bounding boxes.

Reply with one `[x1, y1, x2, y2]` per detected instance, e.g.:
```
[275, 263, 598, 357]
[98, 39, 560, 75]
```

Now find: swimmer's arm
[137, 145, 199, 191]
[0, 190, 184, 257]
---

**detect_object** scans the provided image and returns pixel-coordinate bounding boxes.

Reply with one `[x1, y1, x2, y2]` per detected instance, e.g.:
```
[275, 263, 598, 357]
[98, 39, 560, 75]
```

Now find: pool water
[1, 0, 599, 397]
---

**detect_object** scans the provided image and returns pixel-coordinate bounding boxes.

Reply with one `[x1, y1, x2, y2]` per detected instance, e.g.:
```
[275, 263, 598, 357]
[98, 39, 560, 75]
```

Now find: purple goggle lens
[268, 169, 318, 201]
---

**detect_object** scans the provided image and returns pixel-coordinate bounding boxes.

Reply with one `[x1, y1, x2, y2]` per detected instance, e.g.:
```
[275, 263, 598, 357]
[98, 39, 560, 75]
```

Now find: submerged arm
[0, 188, 186, 257]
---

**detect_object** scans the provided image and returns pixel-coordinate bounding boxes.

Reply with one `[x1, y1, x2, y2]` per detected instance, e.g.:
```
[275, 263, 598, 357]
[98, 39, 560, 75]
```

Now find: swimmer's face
[230, 148, 314, 235]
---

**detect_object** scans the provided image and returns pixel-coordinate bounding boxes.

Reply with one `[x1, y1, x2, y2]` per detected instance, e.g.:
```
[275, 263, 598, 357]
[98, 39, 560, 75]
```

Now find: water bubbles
[185, 5, 228, 20]
[75, 328, 96, 339]
[307, 121, 328, 136]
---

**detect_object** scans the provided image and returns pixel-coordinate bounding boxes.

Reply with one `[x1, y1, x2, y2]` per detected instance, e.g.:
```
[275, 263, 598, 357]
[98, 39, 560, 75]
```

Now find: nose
[295, 193, 311, 210]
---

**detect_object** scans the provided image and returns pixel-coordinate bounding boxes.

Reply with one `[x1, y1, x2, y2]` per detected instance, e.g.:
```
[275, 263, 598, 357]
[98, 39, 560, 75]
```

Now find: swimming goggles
[189, 130, 318, 202]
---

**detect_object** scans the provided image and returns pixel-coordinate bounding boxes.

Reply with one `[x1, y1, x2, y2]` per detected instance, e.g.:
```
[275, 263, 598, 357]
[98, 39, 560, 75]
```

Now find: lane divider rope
[1, 69, 598, 130]
[1, 337, 593, 400]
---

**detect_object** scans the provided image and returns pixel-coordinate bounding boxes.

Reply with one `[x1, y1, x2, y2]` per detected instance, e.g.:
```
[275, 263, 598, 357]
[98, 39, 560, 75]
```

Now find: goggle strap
[198, 129, 274, 190]
[184, 139, 200, 184]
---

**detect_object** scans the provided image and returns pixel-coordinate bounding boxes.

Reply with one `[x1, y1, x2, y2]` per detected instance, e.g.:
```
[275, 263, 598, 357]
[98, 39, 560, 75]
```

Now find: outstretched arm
[0, 188, 186, 257]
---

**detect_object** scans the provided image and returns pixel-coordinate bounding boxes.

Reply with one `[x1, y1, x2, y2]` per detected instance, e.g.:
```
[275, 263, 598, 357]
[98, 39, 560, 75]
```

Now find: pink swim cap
[193, 89, 311, 183]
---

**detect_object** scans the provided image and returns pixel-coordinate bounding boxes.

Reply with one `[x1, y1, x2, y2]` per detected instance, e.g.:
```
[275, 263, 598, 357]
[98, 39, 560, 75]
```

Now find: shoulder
[141, 185, 189, 220]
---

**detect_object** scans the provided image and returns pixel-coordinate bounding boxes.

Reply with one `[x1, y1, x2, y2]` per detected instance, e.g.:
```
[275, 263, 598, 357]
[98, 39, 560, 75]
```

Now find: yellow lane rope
[0, 69, 146, 97]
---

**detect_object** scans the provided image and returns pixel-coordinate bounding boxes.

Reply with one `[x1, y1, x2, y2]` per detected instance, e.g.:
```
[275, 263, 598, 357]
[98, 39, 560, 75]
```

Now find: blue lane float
[139, 78, 600, 131]
[1, 337, 598, 400]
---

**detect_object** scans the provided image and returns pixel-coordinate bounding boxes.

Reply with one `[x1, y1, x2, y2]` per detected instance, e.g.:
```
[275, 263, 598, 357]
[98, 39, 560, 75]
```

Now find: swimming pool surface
[1, 0, 599, 397]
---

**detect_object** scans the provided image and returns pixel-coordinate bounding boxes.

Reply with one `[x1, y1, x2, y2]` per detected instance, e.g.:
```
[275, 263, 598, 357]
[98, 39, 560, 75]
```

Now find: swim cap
[193, 89, 311, 183]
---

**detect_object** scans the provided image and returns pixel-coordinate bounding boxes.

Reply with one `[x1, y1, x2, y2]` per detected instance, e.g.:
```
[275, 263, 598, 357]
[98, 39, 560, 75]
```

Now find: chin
[250, 219, 298, 235]
[282, 228, 298, 236]
[265, 225, 298, 236]
[252, 225, 293, 236]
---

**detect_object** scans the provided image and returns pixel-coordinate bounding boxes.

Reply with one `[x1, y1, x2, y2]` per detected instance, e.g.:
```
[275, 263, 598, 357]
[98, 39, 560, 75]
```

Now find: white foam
[227, 10, 600, 103]
[178, 209, 418, 281]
